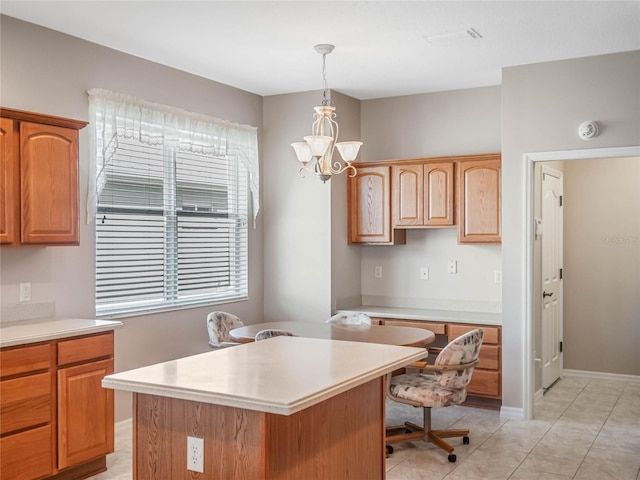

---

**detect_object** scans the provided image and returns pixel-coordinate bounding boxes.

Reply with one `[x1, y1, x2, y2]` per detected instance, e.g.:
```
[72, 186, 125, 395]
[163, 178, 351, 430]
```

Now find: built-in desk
[338, 306, 503, 401]
[103, 336, 427, 480]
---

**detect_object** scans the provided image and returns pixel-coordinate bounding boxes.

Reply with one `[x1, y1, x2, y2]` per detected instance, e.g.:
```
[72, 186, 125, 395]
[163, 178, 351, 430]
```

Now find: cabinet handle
[543, 291, 553, 298]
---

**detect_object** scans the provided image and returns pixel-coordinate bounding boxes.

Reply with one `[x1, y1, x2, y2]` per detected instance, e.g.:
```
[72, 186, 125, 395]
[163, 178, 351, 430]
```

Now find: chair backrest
[326, 312, 372, 325]
[433, 328, 484, 390]
[255, 329, 296, 341]
[207, 311, 244, 346]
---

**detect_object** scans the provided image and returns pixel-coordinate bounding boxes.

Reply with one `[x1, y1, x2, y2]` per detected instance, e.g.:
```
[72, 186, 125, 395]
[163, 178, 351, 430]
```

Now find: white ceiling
[2, 1, 639, 100]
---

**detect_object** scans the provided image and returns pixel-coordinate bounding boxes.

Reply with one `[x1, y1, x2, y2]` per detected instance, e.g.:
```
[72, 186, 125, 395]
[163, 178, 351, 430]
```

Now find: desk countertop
[337, 306, 502, 326]
[0, 317, 123, 348]
[102, 336, 426, 415]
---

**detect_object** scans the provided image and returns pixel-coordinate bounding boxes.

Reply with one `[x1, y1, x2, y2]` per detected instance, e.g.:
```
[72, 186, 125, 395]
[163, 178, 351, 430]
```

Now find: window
[89, 89, 258, 317]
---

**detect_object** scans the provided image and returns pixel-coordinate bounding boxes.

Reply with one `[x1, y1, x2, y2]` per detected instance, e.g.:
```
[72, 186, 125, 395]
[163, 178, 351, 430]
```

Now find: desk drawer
[382, 319, 446, 335]
[449, 324, 500, 345]
[468, 370, 501, 398]
[58, 332, 113, 366]
[478, 345, 500, 371]
[0, 343, 51, 378]
[0, 371, 51, 435]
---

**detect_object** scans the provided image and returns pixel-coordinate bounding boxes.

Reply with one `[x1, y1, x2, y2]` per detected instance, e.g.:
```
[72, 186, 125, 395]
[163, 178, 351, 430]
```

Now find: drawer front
[477, 345, 501, 371]
[0, 343, 51, 378]
[58, 332, 114, 366]
[0, 371, 51, 435]
[382, 319, 447, 335]
[0, 424, 53, 480]
[467, 370, 501, 398]
[448, 324, 500, 345]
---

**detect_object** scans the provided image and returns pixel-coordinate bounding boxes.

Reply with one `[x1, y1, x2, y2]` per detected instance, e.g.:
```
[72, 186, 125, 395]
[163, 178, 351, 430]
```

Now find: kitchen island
[102, 336, 427, 480]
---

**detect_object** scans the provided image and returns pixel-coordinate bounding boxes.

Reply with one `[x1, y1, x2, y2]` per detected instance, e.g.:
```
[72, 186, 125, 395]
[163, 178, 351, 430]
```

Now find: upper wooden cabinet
[0, 108, 87, 247]
[457, 157, 501, 244]
[349, 154, 500, 245]
[348, 165, 405, 245]
[392, 162, 454, 227]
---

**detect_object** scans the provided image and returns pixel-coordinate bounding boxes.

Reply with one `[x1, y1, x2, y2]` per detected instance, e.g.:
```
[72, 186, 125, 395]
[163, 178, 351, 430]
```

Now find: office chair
[385, 328, 483, 463]
[254, 329, 296, 341]
[207, 311, 244, 348]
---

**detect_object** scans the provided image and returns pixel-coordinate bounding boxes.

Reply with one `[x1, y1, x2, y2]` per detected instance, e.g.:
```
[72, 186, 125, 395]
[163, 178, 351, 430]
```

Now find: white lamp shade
[291, 142, 313, 164]
[304, 135, 333, 157]
[335, 141, 363, 162]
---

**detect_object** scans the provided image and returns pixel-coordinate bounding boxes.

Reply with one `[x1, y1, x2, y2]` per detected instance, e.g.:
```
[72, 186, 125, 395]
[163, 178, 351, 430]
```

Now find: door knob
[543, 291, 553, 298]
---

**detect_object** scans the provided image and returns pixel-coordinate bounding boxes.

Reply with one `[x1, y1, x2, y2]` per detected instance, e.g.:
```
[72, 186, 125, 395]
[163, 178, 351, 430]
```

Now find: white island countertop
[102, 336, 427, 416]
[0, 317, 123, 348]
[337, 306, 502, 326]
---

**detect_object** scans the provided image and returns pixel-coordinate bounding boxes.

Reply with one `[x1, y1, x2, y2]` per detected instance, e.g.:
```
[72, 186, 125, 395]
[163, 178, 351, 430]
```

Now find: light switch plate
[447, 260, 457, 274]
[420, 267, 429, 280]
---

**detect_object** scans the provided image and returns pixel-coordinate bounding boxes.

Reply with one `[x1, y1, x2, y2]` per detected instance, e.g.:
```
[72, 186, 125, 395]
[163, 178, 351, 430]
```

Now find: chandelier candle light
[291, 44, 363, 183]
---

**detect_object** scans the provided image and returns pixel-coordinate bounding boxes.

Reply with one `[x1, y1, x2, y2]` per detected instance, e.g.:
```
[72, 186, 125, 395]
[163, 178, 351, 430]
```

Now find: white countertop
[102, 336, 427, 416]
[337, 306, 502, 326]
[0, 317, 123, 348]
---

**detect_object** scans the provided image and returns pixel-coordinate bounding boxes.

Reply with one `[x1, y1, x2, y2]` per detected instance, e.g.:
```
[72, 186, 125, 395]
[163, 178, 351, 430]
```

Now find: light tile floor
[90, 375, 640, 480]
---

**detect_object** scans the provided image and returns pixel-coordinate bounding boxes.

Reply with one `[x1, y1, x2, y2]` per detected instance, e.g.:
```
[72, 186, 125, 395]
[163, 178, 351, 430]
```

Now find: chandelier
[291, 44, 363, 183]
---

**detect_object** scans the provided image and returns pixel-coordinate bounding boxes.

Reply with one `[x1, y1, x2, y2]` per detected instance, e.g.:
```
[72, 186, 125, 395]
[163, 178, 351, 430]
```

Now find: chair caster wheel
[448, 453, 457, 463]
[386, 445, 394, 455]
[463, 436, 470, 445]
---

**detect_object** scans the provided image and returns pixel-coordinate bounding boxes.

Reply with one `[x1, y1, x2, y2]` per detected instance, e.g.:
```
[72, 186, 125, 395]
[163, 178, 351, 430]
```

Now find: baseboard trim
[563, 369, 640, 383]
[499, 406, 524, 420]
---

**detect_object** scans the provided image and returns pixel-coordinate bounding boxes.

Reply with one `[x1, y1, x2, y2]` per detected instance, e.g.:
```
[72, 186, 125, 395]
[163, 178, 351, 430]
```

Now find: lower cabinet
[378, 318, 502, 400]
[0, 332, 114, 480]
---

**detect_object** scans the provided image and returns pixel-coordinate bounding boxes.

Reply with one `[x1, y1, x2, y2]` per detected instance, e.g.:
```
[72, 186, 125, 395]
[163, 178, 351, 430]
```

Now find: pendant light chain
[321, 52, 331, 106]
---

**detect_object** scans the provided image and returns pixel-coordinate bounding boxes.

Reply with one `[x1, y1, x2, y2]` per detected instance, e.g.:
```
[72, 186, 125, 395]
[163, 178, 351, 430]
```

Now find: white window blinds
[89, 90, 256, 316]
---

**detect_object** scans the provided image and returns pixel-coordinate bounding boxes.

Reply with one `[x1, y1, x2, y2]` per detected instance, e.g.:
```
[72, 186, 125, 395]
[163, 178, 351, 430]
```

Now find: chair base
[385, 407, 470, 462]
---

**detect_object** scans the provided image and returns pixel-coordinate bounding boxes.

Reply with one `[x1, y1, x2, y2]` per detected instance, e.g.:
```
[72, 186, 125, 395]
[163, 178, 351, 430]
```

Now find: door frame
[522, 145, 640, 420]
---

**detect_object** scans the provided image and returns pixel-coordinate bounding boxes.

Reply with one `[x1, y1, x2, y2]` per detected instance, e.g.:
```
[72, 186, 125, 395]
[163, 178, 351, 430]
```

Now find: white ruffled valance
[87, 88, 259, 226]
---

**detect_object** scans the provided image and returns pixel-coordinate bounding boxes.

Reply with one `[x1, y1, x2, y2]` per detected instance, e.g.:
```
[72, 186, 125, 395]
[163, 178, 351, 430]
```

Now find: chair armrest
[418, 358, 479, 373]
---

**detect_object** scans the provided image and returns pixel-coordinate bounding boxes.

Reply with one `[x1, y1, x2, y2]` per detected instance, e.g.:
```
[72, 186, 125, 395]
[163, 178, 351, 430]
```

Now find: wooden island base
[133, 377, 385, 480]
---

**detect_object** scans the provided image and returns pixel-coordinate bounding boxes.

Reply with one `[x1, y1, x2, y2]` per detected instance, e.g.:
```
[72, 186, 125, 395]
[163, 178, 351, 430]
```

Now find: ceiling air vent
[424, 28, 483, 46]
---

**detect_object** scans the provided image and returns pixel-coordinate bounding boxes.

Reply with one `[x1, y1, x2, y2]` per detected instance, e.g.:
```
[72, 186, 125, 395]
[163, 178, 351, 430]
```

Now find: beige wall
[0, 16, 265, 421]
[359, 87, 502, 311]
[262, 90, 362, 322]
[502, 51, 640, 412]
[563, 156, 640, 374]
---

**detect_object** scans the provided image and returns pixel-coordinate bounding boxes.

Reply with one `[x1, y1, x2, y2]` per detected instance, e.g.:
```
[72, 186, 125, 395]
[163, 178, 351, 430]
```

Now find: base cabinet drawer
[0, 424, 53, 480]
[467, 370, 501, 398]
[0, 371, 51, 435]
[381, 319, 446, 335]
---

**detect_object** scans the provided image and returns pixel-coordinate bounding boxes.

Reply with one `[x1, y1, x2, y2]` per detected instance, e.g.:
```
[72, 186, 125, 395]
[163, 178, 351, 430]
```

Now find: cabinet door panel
[424, 162, 454, 226]
[457, 159, 501, 243]
[393, 164, 423, 226]
[467, 370, 501, 398]
[20, 122, 79, 245]
[0, 117, 19, 245]
[349, 166, 394, 243]
[58, 358, 114, 469]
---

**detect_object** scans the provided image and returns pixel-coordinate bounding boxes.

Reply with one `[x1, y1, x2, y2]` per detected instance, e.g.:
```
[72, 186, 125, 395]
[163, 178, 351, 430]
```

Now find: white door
[541, 166, 564, 389]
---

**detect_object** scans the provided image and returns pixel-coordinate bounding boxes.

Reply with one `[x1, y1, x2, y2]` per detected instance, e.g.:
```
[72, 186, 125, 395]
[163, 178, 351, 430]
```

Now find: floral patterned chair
[385, 328, 484, 463]
[326, 312, 372, 325]
[206, 311, 244, 349]
[254, 329, 296, 341]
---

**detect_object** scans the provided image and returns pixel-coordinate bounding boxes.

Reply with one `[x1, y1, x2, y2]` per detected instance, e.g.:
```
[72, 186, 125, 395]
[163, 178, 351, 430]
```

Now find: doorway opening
[523, 146, 640, 420]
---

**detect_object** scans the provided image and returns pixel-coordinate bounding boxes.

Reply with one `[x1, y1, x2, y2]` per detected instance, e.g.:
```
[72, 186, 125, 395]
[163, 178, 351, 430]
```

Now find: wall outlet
[420, 267, 429, 280]
[494, 270, 503, 284]
[374, 266, 383, 279]
[187, 436, 204, 473]
[19, 282, 31, 302]
[447, 260, 457, 274]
